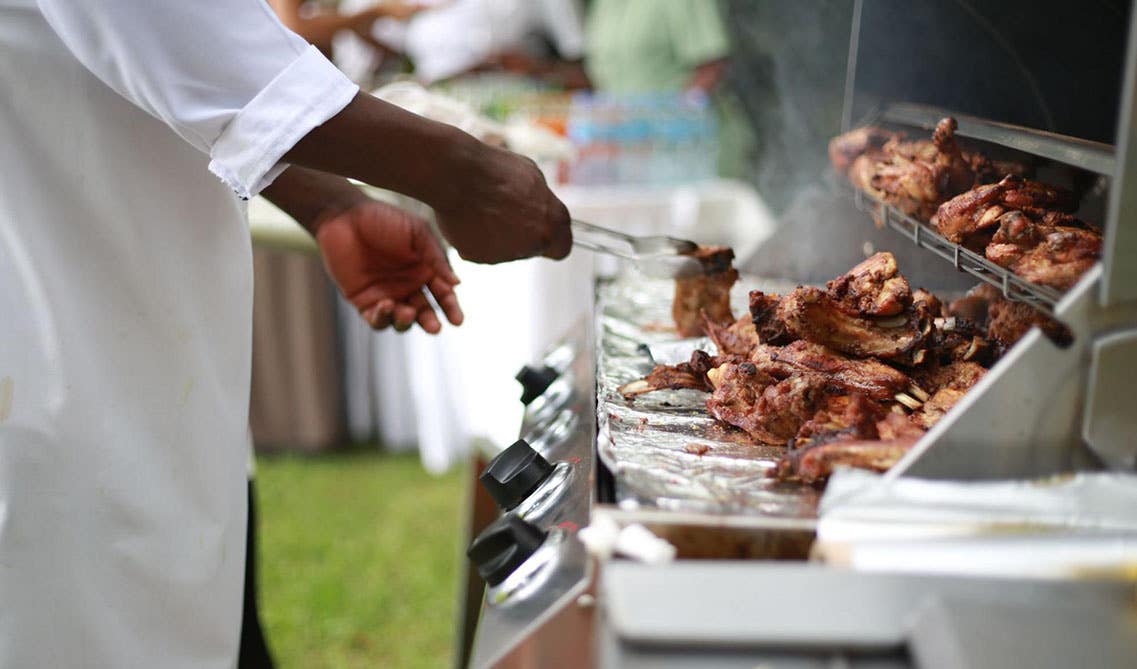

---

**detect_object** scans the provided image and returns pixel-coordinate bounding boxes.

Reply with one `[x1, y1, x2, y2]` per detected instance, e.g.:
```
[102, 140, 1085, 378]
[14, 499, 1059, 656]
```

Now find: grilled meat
[825, 252, 912, 317]
[792, 393, 885, 449]
[618, 350, 731, 398]
[748, 291, 794, 345]
[777, 286, 925, 362]
[828, 126, 897, 174]
[868, 118, 986, 221]
[769, 341, 913, 402]
[704, 313, 759, 356]
[987, 298, 1072, 350]
[672, 246, 738, 337]
[779, 437, 919, 483]
[706, 361, 831, 445]
[989, 225, 1101, 291]
[948, 283, 1071, 351]
[932, 174, 1099, 291]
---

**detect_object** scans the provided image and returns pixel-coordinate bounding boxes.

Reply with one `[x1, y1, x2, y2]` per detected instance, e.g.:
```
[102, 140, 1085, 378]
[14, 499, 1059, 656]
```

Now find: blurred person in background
[368, 0, 589, 88]
[584, 0, 754, 177]
[0, 2, 571, 668]
[268, 0, 426, 86]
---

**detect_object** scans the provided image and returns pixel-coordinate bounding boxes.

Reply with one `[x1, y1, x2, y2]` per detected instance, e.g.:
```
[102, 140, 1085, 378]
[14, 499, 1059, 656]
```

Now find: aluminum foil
[595, 273, 822, 517]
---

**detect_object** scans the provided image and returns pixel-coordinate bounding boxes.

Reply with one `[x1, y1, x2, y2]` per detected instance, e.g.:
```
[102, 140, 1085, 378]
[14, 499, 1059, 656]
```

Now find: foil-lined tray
[595, 274, 822, 518]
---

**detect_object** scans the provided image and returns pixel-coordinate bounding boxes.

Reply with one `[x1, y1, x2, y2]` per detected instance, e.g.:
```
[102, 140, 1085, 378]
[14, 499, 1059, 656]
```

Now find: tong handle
[570, 219, 639, 259]
[571, 219, 698, 257]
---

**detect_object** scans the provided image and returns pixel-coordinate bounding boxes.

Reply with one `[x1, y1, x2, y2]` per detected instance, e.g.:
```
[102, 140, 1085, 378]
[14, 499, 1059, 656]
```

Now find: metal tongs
[571, 219, 705, 278]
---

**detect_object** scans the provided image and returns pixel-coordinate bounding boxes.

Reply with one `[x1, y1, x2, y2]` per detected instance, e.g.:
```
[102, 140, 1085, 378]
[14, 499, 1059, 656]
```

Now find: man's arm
[284, 93, 572, 264]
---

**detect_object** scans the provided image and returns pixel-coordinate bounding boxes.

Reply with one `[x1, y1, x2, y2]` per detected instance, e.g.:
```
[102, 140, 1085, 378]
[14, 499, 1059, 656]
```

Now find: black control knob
[480, 439, 554, 510]
[467, 514, 547, 586]
[516, 365, 558, 405]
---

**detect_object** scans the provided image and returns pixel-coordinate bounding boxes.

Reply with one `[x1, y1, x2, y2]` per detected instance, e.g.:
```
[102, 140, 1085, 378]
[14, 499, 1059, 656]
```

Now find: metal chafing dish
[461, 1, 1137, 666]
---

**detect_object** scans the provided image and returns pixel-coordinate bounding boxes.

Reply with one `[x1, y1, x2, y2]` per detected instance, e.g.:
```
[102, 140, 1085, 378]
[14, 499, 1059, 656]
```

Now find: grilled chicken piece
[704, 313, 759, 357]
[828, 126, 897, 174]
[947, 283, 1001, 325]
[825, 252, 912, 317]
[932, 176, 1016, 246]
[992, 226, 1101, 291]
[949, 283, 1070, 352]
[748, 291, 795, 345]
[908, 360, 986, 429]
[779, 437, 919, 483]
[618, 350, 730, 398]
[768, 341, 913, 402]
[869, 118, 983, 221]
[672, 246, 738, 337]
[987, 298, 1072, 350]
[777, 286, 925, 362]
[792, 394, 886, 450]
[706, 361, 831, 445]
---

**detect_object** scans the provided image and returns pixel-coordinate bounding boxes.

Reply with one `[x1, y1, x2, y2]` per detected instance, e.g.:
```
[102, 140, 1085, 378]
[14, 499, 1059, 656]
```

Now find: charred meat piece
[828, 126, 897, 174]
[1000, 227, 1101, 291]
[876, 411, 927, 441]
[779, 437, 919, 483]
[908, 361, 986, 429]
[777, 286, 925, 362]
[706, 361, 831, 445]
[792, 393, 885, 450]
[911, 360, 987, 395]
[928, 316, 992, 365]
[672, 246, 738, 337]
[932, 176, 1016, 246]
[618, 350, 730, 398]
[769, 341, 913, 402]
[947, 283, 1001, 325]
[825, 252, 912, 317]
[748, 291, 795, 345]
[704, 313, 759, 357]
[868, 118, 984, 221]
[911, 388, 967, 430]
[987, 298, 1072, 350]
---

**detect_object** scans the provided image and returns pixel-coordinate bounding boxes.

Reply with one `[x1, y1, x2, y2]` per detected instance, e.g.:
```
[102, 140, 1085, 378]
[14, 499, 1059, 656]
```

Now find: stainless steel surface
[571, 219, 703, 279]
[881, 102, 1116, 176]
[852, 188, 1063, 313]
[1101, 6, 1137, 305]
[1083, 329, 1137, 470]
[595, 275, 821, 518]
[468, 323, 596, 669]
[600, 564, 1132, 659]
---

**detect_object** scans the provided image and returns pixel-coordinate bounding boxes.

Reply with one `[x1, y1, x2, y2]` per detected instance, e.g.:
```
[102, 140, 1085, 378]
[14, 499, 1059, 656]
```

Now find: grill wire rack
[850, 187, 1063, 314]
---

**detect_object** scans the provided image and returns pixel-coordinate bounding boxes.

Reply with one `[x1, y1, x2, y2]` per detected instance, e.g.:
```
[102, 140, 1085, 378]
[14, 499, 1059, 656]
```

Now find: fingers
[428, 277, 464, 326]
[363, 299, 395, 330]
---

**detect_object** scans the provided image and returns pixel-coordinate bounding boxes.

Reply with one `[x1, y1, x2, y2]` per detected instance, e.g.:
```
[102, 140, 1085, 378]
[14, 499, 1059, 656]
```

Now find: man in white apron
[0, 1, 571, 666]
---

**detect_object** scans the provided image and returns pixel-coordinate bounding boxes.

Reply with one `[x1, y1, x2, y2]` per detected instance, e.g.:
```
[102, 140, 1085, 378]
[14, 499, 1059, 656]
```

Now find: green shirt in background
[585, 0, 731, 93]
[584, 0, 752, 178]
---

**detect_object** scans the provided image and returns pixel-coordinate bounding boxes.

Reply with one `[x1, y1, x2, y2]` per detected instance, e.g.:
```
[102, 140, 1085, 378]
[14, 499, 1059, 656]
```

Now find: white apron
[0, 2, 356, 666]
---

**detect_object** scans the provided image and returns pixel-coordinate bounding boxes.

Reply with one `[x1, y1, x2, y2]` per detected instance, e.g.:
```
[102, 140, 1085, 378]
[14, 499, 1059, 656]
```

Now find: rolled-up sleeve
[36, 0, 359, 198]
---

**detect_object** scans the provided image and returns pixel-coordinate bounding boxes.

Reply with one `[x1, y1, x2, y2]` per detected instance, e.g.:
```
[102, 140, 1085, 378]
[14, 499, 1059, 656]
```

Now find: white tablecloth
[248, 179, 775, 472]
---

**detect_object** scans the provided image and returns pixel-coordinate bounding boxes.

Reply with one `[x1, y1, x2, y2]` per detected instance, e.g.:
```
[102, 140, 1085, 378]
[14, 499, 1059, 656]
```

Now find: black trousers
[239, 480, 275, 669]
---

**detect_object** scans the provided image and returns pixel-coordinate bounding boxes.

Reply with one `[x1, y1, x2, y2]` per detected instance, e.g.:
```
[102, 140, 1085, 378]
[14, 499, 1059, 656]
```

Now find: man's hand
[262, 166, 462, 334]
[433, 143, 572, 264]
[316, 199, 463, 333]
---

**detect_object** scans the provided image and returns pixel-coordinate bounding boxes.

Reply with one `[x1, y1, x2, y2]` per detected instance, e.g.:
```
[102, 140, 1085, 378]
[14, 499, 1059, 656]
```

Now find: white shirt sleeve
[537, 0, 585, 60]
[36, 0, 360, 198]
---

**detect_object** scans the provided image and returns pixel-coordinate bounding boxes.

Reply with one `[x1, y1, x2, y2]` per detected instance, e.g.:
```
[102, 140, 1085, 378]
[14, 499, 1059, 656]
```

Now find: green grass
[254, 448, 467, 669]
